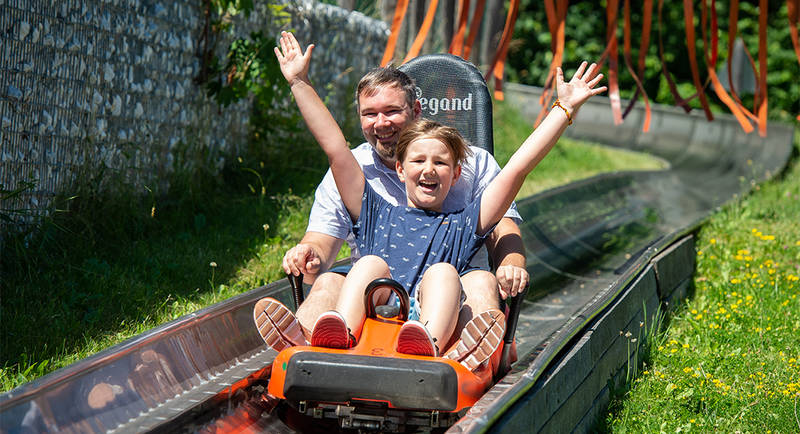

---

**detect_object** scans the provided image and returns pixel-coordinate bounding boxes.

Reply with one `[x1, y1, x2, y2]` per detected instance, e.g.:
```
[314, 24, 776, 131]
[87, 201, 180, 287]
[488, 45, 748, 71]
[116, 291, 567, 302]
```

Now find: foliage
[508, 0, 799, 122]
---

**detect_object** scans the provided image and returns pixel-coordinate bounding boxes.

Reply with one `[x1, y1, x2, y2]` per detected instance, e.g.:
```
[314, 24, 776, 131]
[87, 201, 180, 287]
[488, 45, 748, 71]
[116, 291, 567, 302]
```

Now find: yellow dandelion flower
[710, 238, 717, 244]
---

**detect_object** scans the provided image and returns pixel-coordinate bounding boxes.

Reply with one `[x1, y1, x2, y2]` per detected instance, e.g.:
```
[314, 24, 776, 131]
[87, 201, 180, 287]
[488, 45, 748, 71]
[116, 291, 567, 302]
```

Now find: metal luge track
[0, 88, 794, 433]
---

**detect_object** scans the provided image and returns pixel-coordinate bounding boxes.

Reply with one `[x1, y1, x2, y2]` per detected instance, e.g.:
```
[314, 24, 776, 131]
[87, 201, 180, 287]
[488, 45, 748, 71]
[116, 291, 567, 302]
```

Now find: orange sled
[267, 277, 521, 432]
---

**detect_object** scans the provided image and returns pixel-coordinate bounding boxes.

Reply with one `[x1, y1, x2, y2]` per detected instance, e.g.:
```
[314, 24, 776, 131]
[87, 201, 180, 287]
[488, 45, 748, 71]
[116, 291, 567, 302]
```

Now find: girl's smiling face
[396, 137, 461, 212]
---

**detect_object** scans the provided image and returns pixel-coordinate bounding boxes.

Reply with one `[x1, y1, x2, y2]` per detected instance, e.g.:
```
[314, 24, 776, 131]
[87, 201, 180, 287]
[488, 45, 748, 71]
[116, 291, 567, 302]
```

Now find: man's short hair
[356, 66, 416, 110]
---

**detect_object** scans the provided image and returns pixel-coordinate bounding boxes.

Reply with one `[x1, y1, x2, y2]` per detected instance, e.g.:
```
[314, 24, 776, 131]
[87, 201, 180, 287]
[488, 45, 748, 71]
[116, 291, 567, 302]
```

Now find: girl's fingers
[583, 63, 598, 81]
[588, 73, 604, 88]
[572, 61, 588, 81]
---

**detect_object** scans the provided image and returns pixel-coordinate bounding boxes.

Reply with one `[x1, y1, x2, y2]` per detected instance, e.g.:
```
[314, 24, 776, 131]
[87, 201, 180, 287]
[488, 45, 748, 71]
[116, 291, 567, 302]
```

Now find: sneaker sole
[444, 310, 505, 371]
[311, 314, 351, 349]
[396, 322, 436, 357]
[253, 298, 306, 352]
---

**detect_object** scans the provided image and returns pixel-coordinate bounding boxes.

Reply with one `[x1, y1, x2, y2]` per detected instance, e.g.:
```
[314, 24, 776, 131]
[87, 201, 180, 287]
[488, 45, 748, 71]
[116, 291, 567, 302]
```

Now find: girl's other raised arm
[478, 62, 607, 234]
[274, 31, 364, 219]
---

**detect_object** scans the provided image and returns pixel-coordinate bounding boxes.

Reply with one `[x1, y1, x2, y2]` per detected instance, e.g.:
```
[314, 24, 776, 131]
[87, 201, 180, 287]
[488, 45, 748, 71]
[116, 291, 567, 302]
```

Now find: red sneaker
[253, 298, 307, 352]
[311, 311, 355, 349]
[396, 320, 438, 357]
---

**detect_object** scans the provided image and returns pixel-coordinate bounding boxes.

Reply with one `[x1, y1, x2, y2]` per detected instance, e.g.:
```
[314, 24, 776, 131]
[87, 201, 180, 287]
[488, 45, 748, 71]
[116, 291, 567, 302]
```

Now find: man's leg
[457, 270, 501, 335]
[296, 272, 346, 340]
[254, 271, 345, 351]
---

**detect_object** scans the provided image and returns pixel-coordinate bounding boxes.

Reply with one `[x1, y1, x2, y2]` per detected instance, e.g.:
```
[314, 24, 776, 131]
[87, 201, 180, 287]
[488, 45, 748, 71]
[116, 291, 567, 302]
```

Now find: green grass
[603, 132, 800, 432]
[0, 100, 665, 392]
[492, 101, 667, 197]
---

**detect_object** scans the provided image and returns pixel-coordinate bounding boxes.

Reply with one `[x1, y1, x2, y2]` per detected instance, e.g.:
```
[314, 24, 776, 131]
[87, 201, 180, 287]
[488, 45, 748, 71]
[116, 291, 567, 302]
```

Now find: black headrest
[399, 54, 494, 155]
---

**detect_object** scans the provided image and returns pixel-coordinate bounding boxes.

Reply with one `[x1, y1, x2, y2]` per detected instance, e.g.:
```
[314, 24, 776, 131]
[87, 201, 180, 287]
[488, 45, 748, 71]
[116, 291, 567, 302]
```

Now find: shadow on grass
[0, 152, 326, 389]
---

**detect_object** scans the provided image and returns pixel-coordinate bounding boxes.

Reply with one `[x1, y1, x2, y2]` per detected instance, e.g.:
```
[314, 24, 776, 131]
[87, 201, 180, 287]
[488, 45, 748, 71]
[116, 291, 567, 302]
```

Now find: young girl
[274, 31, 606, 361]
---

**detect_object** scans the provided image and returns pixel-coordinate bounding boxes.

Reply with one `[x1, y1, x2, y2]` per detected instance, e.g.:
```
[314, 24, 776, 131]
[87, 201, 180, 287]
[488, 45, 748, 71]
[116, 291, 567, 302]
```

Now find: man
[255, 33, 529, 369]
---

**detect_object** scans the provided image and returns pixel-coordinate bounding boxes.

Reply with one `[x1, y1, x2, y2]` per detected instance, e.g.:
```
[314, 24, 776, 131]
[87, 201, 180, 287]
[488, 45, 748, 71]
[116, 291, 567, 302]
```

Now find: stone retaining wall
[0, 0, 387, 231]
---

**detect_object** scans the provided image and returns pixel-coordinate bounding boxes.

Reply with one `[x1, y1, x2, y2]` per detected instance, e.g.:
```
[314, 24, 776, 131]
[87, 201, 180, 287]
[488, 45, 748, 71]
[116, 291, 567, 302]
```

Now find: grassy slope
[604, 131, 800, 432]
[0, 100, 665, 392]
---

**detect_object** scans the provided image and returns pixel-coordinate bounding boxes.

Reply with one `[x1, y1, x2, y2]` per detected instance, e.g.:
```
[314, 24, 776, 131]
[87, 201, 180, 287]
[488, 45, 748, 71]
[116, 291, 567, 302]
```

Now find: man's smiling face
[358, 85, 420, 168]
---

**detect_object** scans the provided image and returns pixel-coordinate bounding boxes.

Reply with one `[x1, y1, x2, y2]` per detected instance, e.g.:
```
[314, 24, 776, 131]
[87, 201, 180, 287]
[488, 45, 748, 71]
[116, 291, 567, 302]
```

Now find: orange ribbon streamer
[449, 0, 470, 56]
[403, 0, 441, 63]
[622, 0, 653, 122]
[463, 0, 486, 60]
[534, 0, 567, 127]
[756, 0, 768, 136]
[484, 0, 521, 100]
[658, 0, 693, 112]
[726, 0, 760, 124]
[621, 0, 651, 131]
[605, 0, 623, 125]
[683, 0, 714, 121]
[702, 0, 753, 133]
[381, 0, 410, 66]
[790, 0, 800, 120]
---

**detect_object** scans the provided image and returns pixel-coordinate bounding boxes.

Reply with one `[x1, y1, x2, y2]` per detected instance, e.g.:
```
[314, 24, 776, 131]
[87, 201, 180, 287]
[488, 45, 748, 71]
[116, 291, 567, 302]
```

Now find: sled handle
[287, 273, 304, 310]
[497, 288, 525, 381]
[364, 278, 410, 321]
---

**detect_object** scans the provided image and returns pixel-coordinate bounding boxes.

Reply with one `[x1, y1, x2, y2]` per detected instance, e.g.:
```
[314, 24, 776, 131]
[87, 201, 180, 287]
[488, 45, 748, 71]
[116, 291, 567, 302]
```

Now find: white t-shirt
[307, 142, 522, 262]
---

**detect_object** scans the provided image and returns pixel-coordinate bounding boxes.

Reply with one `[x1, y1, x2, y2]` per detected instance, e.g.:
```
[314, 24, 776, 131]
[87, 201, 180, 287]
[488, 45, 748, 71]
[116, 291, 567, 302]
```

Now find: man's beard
[372, 140, 396, 163]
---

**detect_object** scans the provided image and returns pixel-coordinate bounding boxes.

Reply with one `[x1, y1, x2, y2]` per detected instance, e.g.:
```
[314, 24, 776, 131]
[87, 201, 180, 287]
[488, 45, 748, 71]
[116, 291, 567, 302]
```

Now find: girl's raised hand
[274, 31, 314, 86]
[555, 61, 607, 114]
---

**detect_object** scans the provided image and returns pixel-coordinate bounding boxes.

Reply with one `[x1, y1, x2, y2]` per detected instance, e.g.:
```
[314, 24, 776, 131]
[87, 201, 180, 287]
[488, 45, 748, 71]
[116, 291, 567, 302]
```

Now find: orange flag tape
[403, 0, 441, 63]
[381, 0, 409, 66]
[683, 0, 714, 120]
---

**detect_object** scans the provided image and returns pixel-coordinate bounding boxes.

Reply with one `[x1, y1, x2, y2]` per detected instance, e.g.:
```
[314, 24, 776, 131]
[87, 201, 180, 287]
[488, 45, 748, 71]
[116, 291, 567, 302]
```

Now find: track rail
[0, 88, 793, 433]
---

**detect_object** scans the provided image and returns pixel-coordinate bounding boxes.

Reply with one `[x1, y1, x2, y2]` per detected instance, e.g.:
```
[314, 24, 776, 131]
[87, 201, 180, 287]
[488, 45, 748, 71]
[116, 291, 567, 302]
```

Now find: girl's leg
[416, 263, 463, 352]
[334, 255, 391, 338]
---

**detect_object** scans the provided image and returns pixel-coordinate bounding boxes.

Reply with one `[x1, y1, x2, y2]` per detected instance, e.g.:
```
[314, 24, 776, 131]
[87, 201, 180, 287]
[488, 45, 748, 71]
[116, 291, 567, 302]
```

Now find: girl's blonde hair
[396, 119, 473, 166]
